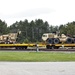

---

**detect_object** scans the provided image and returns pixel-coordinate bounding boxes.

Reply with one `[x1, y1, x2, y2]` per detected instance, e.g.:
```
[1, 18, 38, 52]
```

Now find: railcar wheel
[23, 46, 27, 49]
[46, 45, 52, 49]
[53, 46, 59, 49]
[15, 47, 19, 50]
[15, 46, 27, 50]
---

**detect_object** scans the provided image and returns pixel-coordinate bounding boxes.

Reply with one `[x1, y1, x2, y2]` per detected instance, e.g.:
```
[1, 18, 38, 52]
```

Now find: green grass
[0, 51, 75, 61]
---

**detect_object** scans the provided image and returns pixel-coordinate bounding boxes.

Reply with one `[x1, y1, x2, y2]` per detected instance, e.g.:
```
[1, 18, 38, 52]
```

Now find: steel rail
[0, 48, 75, 52]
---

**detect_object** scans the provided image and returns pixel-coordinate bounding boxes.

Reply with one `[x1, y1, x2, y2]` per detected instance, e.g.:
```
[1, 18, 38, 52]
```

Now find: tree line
[0, 19, 75, 43]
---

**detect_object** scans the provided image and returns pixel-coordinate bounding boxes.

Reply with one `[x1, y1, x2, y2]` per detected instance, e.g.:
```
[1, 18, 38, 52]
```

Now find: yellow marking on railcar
[0, 43, 36, 47]
[37, 44, 46, 47]
[1, 43, 75, 48]
[55, 44, 75, 47]
[0, 44, 15, 46]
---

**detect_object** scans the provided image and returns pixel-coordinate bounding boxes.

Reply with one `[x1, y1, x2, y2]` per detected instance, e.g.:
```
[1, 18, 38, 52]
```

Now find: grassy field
[0, 51, 75, 61]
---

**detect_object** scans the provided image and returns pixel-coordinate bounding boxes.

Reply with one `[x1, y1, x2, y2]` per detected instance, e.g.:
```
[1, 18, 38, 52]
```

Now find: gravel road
[0, 62, 75, 75]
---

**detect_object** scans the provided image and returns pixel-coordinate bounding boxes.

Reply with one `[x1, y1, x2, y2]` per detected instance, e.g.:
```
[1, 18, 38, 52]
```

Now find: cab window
[43, 35, 47, 37]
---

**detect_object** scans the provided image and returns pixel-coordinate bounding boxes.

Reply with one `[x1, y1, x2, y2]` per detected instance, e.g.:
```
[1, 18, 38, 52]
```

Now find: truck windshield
[42, 35, 47, 37]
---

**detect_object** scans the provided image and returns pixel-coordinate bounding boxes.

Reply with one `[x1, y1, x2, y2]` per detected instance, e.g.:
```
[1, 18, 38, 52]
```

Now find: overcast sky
[0, 0, 75, 26]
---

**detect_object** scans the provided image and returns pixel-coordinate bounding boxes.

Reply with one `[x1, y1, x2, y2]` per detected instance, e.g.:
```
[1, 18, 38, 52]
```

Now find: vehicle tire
[73, 38, 75, 43]
[66, 38, 72, 44]
[53, 38, 60, 44]
[46, 38, 53, 44]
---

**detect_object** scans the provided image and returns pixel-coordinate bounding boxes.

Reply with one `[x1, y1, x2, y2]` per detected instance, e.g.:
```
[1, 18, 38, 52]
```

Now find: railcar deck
[0, 43, 75, 49]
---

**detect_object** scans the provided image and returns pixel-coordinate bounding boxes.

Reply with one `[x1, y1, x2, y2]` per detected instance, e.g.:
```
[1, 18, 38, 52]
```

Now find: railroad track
[0, 48, 75, 52]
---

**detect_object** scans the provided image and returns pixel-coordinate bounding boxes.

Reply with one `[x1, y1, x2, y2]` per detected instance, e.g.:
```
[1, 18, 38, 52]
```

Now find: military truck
[0, 33, 17, 44]
[42, 33, 75, 44]
[0, 31, 21, 44]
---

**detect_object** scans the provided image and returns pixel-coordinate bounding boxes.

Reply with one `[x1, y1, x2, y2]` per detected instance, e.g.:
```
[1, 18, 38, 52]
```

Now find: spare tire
[53, 38, 60, 44]
[46, 38, 53, 44]
[66, 38, 72, 44]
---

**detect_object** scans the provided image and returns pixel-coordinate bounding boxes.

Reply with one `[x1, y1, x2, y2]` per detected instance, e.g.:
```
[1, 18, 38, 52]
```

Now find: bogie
[15, 46, 27, 50]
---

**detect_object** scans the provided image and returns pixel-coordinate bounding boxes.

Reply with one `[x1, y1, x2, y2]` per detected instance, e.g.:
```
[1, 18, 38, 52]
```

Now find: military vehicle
[0, 31, 21, 44]
[42, 33, 75, 44]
